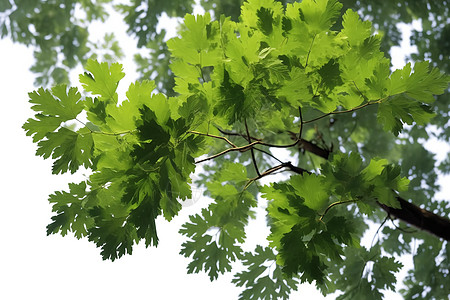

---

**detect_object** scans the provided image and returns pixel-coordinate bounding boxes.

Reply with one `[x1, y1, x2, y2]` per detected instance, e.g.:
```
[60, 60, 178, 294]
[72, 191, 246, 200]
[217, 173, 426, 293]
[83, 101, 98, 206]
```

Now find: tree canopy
[10, 0, 450, 299]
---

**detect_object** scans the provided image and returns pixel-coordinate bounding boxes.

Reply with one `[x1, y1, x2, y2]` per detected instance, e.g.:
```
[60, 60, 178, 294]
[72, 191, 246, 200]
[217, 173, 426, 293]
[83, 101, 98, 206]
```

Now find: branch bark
[378, 198, 450, 241]
[298, 139, 330, 160]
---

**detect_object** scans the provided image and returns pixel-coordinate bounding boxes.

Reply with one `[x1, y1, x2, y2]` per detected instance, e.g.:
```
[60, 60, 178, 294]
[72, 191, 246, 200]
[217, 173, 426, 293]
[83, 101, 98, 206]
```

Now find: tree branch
[378, 198, 450, 241]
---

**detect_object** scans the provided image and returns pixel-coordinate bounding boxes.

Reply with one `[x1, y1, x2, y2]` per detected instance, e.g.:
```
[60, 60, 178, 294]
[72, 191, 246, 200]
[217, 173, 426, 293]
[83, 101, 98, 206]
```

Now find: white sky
[0, 5, 448, 300]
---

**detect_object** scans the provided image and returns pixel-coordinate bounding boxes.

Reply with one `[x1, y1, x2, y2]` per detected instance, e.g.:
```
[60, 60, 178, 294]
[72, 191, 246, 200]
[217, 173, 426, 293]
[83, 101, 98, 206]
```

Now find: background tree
[3, 0, 449, 299]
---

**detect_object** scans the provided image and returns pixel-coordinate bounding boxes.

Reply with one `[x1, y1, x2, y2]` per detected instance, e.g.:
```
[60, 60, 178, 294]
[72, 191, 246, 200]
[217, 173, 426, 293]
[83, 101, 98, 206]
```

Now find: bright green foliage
[24, 58, 206, 260]
[23, 85, 93, 174]
[23, 0, 450, 299]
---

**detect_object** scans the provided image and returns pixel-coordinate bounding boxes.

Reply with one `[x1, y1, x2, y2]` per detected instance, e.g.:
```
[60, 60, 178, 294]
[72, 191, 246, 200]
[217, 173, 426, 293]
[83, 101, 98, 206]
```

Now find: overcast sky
[0, 6, 448, 300]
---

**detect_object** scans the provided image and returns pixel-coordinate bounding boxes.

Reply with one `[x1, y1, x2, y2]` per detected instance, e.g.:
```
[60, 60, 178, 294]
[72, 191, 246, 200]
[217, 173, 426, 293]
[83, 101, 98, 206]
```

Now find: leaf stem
[319, 199, 359, 221]
[305, 34, 316, 68]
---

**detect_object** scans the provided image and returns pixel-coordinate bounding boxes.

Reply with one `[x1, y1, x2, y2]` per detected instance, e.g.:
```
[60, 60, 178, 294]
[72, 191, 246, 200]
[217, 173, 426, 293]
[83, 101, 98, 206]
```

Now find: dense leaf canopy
[12, 0, 450, 299]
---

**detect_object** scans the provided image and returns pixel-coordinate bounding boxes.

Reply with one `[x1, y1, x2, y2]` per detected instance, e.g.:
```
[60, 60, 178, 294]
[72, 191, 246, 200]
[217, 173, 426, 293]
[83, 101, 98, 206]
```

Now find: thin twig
[254, 147, 283, 164]
[389, 218, 418, 234]
[244, 162, 309, 190]
[216, 127, 262, 141]
[91, 131, 134, 136]
[189, 130, 237, 148]
[245, 119, 261, 176]
[244, 163, 286, 190]
[256, 139, 300, 148]
[371, 215, 390, 247]
[195, 141, 260, 164]
[303, 100, 383, 124]
[75, 118, 87, 126]
[303, 112, 332, 124]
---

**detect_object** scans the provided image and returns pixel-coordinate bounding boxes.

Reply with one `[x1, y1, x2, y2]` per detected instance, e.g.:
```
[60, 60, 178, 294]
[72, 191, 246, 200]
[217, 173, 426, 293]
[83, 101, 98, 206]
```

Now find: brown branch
[288, 131, 331, 160]
[298, 139, 330, 159]
[192, 125, 450, 242]
[378, 197, 450, 241]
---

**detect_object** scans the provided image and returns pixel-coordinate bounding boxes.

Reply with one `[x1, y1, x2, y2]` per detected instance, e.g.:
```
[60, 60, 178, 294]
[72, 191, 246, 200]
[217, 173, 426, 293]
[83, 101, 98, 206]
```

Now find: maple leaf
[167, 13, 220, 67]
[377, 94, 435, 136]
[88, 205, 137, 261]
[389, 61, 449, 103]
[36, 127, 93, 174]
[297, 0, 342, 34]
[47, 182, 94, 239]
[290, 173, 331, 211]
[23, 85, 84, 142]
[79, 59, 125, 102]
[341, 9, 372, 46]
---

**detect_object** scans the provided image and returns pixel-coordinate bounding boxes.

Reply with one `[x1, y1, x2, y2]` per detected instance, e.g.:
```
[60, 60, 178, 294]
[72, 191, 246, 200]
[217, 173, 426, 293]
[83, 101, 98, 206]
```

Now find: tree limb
[378, 198, 450, 241]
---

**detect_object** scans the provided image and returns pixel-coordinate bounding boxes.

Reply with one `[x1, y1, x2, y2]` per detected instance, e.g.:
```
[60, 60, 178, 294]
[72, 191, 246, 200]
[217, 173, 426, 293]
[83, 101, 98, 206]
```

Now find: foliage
[22, 0, 450, 299]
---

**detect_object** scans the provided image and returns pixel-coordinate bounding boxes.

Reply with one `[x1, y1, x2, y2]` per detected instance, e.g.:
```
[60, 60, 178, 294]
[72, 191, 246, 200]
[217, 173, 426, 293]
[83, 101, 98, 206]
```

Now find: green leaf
[214, 69, 247, 124]
[276, 67, 313, 107]
[47, 182, 95, 239]
[79, 59, 125, 102]
[291, 174, 331, 211]
[36, 127, 93, 174]
[241, 0, 284, 34]
[179, 209, 238, 280]
[377, 94, 435, 136]
[23, 85, 84, 142]
[372, 165, 409, 208]
[232, 246, 299, 300]
[167, 13, 220, 67]
[88, 205, 137, 261]
[389, 61, 449, 103]
[280, 224, 327, 282]
[341, 9, 372, 46]
[297, 0, 342, 33]
[372, 256, 403, 291]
